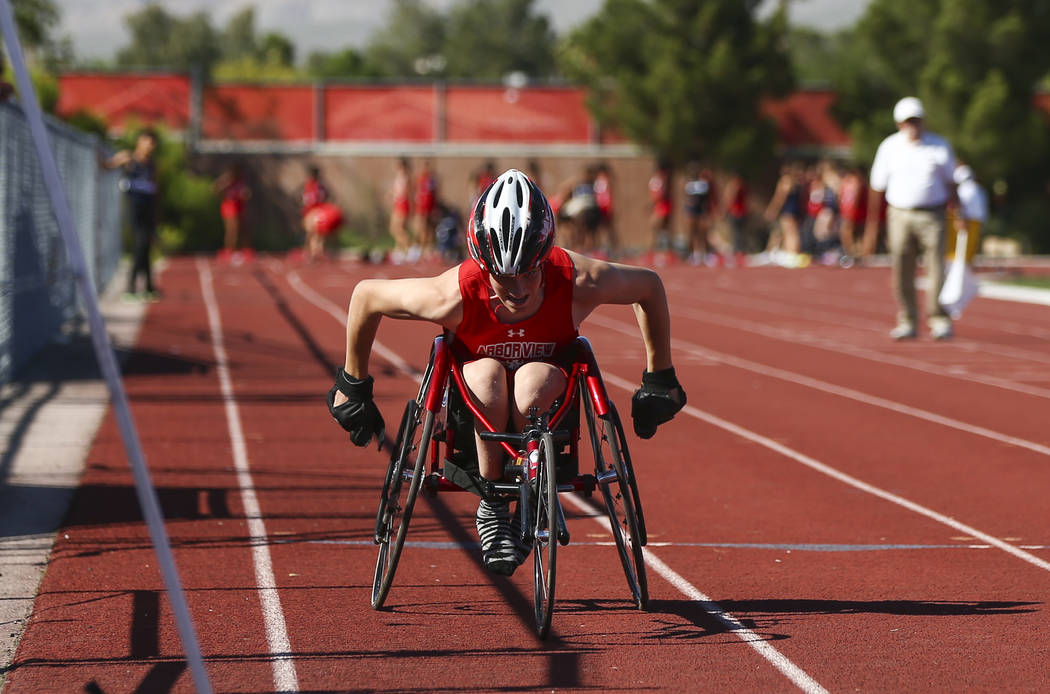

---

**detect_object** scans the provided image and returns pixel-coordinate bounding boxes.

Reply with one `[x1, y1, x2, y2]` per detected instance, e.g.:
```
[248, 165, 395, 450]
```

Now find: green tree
[116, 6, 221, 75]
[443, 0, 556, 81]
[11, 0, 58, 50]
[834, 0, 1050, 250]
[222, 6, 258, 61]
[305, 48, 378, 79]
[561, 0, 793, 174]
[213, 8, 299, 82]
[785, 26, 843, 86]
[830, 0, 942, 163]
[364, 0, 447, 78]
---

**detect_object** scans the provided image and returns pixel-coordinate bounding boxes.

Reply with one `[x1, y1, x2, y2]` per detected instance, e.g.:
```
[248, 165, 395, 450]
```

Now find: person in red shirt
[301, 165, 343, 262]
[327, 169, 686, 576]
[837, 164, 868, 260]
[390, 157, 413, 262]
[414, 159, 439, 256]
[647, 161, 672, 259]
[722, 171, 750, 267]
[214, 161, 252, 260]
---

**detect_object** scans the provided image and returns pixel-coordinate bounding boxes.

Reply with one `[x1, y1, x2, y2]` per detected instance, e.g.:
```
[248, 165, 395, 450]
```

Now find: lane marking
[590, 314, 1050, 458]
[561, 493, 828, 694]
[663, 279, 1050, 370]
[666, 300, 1050, 400]
[285, 270, 422, 378]
[289, 539, 1049, 552]
[198, 259, 300, 692]
[284, 267, 826, 694]
[599, 369, 1050, 574]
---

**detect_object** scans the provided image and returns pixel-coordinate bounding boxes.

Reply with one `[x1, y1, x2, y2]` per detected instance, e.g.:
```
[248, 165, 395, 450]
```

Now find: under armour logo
[507, 328, 525, 337]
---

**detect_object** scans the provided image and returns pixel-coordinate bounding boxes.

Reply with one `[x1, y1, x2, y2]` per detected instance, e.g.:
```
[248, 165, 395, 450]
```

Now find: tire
[583, 394, 649, 610]
[532, 431, 559, 638]
[371, 400, 433, 609]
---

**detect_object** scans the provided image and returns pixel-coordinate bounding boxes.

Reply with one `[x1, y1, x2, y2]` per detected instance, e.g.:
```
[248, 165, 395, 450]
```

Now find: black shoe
[476, 499, 525, 576]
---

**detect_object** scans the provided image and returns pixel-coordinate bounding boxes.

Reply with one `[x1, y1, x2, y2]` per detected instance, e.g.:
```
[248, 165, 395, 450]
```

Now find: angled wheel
[371, 399, 433, 609]
[532, 431, 559, 638]
[583, 395, 648, 610]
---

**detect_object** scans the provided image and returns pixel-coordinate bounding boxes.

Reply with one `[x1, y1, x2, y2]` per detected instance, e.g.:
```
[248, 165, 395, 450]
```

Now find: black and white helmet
[468, 169, 555, 277]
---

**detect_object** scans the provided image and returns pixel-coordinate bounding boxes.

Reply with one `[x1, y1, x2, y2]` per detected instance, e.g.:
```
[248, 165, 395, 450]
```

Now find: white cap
[893, 96, 925, 123]
[954, 165, 974, 185]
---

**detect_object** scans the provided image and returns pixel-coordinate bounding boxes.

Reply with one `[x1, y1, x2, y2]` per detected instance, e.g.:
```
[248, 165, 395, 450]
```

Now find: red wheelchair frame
[371, 334, 647, 638]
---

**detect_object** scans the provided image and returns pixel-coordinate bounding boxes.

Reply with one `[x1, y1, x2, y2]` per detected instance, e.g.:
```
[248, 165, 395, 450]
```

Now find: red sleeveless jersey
[453, 246, 578, 369]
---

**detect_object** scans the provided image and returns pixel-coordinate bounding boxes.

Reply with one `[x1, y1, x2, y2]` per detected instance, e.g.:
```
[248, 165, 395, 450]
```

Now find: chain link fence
[0, 101, 122, 385]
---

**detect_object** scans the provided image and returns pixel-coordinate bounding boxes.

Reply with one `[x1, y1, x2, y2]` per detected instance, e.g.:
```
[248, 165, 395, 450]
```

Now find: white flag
[939, 229, 979, 319]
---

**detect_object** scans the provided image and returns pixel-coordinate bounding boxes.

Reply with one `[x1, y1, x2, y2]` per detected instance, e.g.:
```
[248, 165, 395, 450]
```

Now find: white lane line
[663, 280, 1050, 371]
[560, 492, 828, 694]
[600, 369, 1050, 574]
[590, 314, 1050, 459]
[662, 295, 1050, 398]
[198, 259, 300, 692]
[285, 268, 826, 694]
[285, 270, 421, 378]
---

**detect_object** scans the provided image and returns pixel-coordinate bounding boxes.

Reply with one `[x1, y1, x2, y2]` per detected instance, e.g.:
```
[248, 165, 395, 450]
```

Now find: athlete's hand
[631, 367, 686, 439]
[327, 368, 385, 447]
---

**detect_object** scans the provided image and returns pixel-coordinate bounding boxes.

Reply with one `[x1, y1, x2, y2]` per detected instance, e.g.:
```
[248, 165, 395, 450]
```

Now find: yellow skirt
[945, 212, 981, 263]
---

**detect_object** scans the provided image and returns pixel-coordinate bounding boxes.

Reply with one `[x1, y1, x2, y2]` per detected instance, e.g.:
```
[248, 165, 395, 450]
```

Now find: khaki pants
[887, 206, 950, 330]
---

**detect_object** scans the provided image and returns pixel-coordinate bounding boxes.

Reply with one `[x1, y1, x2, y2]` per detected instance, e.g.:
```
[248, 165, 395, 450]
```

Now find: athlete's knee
[462, 358, 509, 408]
[513, 362, 566, 416]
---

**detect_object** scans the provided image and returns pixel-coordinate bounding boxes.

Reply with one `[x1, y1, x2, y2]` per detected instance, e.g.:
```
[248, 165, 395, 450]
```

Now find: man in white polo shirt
[865, 96, 959, 340]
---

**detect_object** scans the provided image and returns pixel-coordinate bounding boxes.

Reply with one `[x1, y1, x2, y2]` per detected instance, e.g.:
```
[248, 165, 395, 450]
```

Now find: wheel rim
[584, 393, 648, 610]
[371, 404, 432, 609]
[533, 432, 558, 637]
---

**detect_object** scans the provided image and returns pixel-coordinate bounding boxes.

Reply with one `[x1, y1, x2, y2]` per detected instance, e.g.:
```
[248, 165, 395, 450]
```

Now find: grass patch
[988, 274, 1050, 290]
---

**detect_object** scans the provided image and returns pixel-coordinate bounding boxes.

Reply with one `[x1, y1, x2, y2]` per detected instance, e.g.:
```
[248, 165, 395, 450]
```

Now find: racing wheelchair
[371, 334, 648, 638]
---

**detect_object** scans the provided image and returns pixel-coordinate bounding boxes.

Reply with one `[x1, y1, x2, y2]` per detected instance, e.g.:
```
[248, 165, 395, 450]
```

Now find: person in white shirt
[947, 163, 988, 263]
[866, 96, 959, 340]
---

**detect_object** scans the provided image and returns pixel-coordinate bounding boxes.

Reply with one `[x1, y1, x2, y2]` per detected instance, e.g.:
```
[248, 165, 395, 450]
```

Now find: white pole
[0, 3, 212, 692]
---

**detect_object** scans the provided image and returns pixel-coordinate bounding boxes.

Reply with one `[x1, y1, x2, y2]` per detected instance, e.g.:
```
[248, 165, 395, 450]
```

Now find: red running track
[4, 255, 1049, 693]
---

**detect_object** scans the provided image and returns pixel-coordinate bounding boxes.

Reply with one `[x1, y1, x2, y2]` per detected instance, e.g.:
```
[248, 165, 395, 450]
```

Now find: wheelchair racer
[329, 169, 686, 576]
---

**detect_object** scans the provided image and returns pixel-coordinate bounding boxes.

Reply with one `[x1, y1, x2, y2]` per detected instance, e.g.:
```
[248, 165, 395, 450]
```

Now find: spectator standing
[593, 162, 617, 257]
[214, 161, 252, 262]
[558, 165, 601, 253]
[648, 161, 673, 262]
[389, 157, 413, 263]
[837, 164, 868, 262]
[414, 159, 438, 258]
[471, 160, 498, 211]
[301, 165, 343, 263]
[723, 171, 750, 267]
[763, 161, 805, 260]
[867, 97, 959, 340]
[102, 128, 161, 300]
[683, 162, 718, 265]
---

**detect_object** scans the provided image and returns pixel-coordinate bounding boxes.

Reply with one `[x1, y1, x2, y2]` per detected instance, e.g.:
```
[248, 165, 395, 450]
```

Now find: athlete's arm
[344, 266, 463, 380]
[569, 251, 672, 372]
[99, 149, 130, 170]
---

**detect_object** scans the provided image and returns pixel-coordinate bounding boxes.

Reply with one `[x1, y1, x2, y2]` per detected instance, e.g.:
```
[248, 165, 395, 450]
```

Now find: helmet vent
[515, 180, 524, 206]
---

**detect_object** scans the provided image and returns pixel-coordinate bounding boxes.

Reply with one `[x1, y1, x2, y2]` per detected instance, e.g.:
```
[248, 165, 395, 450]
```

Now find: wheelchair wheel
[532, 431, 559, 639]
[583, 396, 649, 610]
[372, 399, 433, 609]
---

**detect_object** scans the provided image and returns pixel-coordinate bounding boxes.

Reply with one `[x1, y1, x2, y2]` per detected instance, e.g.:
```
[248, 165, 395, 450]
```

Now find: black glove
[327, 368, 385, 447]
[630, 366, 686, 439]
